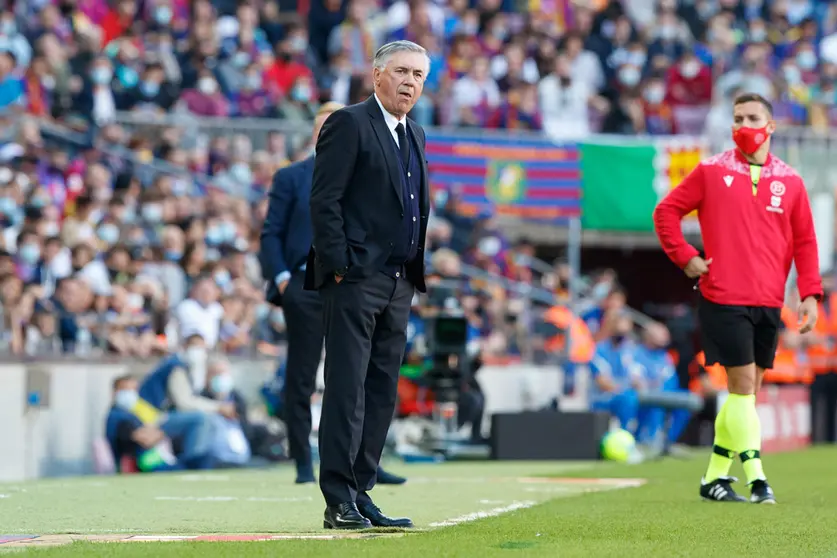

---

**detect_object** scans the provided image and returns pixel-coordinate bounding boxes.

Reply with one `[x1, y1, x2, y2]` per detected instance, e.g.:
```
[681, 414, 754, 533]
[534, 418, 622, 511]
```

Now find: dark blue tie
[396, 123, 409, 168]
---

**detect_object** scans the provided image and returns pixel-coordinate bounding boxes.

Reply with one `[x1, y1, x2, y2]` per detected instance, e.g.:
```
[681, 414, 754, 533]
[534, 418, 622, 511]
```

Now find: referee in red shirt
[654, 93, 822, 504]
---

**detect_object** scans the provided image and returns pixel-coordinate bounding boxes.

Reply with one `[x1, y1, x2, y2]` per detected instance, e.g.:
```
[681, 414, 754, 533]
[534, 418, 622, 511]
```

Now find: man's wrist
[275, 271, 291, 286]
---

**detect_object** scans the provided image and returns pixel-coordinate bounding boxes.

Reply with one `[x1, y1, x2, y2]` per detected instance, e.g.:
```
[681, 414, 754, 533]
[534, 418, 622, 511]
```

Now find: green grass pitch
[3, 447, 837, 557]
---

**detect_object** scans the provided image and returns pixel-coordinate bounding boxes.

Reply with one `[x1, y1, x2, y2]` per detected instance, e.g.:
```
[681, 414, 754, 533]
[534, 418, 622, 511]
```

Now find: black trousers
[811, 372, 837, 443]
[318, 272, 413, 506]
[282, 271, 324, 466]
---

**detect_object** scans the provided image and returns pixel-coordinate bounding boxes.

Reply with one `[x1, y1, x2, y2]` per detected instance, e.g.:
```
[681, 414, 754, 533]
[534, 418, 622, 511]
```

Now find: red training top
[653, 149, 822, 308]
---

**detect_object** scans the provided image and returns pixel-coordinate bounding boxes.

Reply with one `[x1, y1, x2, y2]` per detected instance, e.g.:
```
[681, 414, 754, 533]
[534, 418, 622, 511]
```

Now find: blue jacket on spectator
[405, 311, 425, 357]
[105, 406, 142, 465]
[139, 354, 188, 411]
[632, 345, 680, 392]
[589, 339, 642, 430]
[259, 156, 316, 306]
[589, 339, 641, 401]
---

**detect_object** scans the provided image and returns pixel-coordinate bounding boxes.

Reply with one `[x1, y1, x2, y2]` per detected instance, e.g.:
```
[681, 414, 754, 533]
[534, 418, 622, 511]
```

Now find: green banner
[579, 139, 707, 232]
[580, 143, 658, 232]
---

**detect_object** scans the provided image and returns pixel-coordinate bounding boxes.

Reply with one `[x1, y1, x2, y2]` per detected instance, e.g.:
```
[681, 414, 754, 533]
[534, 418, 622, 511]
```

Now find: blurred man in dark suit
[260, 103, 407, 488]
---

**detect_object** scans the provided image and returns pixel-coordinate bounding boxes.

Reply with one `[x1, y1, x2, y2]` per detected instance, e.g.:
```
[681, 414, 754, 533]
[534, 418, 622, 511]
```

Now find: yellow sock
[704, 399, 735, 483]
[723, 393, 766, 483]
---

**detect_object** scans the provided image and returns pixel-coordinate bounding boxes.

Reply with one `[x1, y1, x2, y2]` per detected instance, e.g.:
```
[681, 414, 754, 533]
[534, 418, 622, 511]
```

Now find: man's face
[732, 101, 775, 132]
[373, 50, 427, 118]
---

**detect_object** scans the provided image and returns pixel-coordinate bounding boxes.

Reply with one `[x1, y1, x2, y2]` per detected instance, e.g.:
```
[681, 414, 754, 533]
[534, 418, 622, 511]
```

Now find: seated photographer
[105, 375, 216, 472]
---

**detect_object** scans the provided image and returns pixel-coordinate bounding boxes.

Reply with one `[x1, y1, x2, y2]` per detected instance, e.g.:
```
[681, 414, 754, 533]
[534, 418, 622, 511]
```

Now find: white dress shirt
[374, 94, 405, 146]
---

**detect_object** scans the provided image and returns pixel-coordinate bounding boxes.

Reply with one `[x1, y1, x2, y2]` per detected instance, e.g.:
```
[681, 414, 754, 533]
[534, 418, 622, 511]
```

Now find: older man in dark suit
[260, 103, 408, 488]
[306, 40, 430, 530]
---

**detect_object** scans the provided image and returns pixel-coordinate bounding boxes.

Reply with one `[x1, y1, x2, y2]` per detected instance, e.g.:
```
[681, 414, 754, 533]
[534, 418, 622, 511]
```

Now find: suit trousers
[318, 271, 413, 506]
[281, 271, 324, 465]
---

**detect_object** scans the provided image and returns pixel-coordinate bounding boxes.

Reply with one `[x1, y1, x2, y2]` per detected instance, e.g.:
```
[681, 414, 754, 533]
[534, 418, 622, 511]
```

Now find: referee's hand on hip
[684, 256, 712, 279]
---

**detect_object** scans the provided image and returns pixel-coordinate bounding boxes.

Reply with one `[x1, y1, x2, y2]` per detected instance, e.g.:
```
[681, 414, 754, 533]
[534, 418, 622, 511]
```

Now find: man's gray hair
[373, 40, 429, 71]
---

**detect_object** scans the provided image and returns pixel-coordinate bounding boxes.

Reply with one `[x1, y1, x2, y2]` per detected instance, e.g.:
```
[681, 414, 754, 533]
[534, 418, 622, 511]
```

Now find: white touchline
[428, 501, 536, 527]
[178, 474, 231, 482]
[154, 496, 313, 502]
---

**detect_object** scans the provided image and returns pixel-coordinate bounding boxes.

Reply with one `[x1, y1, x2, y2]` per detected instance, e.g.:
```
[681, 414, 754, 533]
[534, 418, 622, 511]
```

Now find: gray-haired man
[305, 40, 430, 530]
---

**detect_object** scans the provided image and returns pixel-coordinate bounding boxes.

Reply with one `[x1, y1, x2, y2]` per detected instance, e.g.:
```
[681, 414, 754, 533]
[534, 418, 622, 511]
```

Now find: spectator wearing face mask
[277, 77, 317, 123]
[794, 43, 819, 86]
[103, 285, 156, 357]
[202, 358, 288, 464]
[233, 63, 274, 117]
[665, 52, 712, 134]
[175, 276, 224, 350]
[14, 228, 42, 284]
[588, 312, 643, 431]
[123, 63, 177, 112]
[106, 374, 218, 472]
[538, 52, 596, 139]
[265, 32, 317, 97]
[74, 57, 116, 126]
[180, 70, 230, 117]
[641, 75, 674, 135]
[138, 333, 238, 420]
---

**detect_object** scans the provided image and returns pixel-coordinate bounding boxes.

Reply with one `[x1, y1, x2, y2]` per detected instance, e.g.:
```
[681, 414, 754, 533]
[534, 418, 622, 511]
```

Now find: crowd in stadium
[0, 0, 829, 463]
[3, 0, 837, 137]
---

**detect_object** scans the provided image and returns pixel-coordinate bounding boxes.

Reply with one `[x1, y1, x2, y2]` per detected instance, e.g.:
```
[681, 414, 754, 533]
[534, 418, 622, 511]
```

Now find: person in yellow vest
[807, 277, 837, 442]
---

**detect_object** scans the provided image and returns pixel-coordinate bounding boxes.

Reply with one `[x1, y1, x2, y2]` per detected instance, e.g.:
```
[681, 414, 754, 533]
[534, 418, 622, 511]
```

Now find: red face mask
[732, 125, 770, 155]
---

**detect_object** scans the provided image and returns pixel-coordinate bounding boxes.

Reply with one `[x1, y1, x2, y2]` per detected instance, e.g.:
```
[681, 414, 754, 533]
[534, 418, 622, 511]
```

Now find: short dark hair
[112, 374, 135, 390]
[733, 93, 773, 117]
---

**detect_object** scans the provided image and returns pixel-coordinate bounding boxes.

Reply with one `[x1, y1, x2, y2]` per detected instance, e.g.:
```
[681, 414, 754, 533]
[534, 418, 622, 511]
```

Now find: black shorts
[698, 297, 782, 369]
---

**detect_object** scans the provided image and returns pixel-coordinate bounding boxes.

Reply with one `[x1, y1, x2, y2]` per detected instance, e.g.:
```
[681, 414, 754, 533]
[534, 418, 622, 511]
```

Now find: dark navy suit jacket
[259, 156, 316, 306]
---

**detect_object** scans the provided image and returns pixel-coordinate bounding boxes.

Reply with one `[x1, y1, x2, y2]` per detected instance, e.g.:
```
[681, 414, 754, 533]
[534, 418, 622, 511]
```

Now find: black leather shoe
[323, 503, 372, 530]
[376, 467, 407, 485]
[358, 502, 414, 528]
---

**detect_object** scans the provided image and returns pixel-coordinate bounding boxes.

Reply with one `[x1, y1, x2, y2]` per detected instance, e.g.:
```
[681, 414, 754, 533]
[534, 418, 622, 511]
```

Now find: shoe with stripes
[699, 477, 747, 502]
[749, 480, 776, 504]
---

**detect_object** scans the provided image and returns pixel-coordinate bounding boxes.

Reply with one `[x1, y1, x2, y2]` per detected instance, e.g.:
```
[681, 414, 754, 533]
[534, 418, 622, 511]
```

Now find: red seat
[119, 455, 139, 474]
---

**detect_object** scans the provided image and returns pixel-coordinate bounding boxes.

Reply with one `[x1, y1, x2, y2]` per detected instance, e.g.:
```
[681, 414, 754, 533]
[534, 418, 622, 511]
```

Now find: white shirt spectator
[821, 32, 837, 66]
[570, 51, 605, 93]
[175, 298, 224, 349]
[77, 260, 111, 296]
[489, 56, 540, 84]
[538, 74, 591, 139]
[92, 87, 116, 126]
[449, 76, 501, 126]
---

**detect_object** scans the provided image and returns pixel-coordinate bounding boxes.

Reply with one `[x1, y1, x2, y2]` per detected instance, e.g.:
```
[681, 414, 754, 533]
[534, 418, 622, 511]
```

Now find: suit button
[395, 272, 401, 278]
[389, 242, 393, 247]
[400, 213, 404, 218]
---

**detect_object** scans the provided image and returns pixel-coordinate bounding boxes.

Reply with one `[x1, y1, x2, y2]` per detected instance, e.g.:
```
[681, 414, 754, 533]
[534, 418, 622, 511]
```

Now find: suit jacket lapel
[406, 120, 429, 216]
[365, 96, 404, 209]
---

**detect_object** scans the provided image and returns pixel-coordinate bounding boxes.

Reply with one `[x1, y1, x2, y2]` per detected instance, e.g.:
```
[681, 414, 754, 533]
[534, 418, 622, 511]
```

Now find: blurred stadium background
[0, 0, 831, 527]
